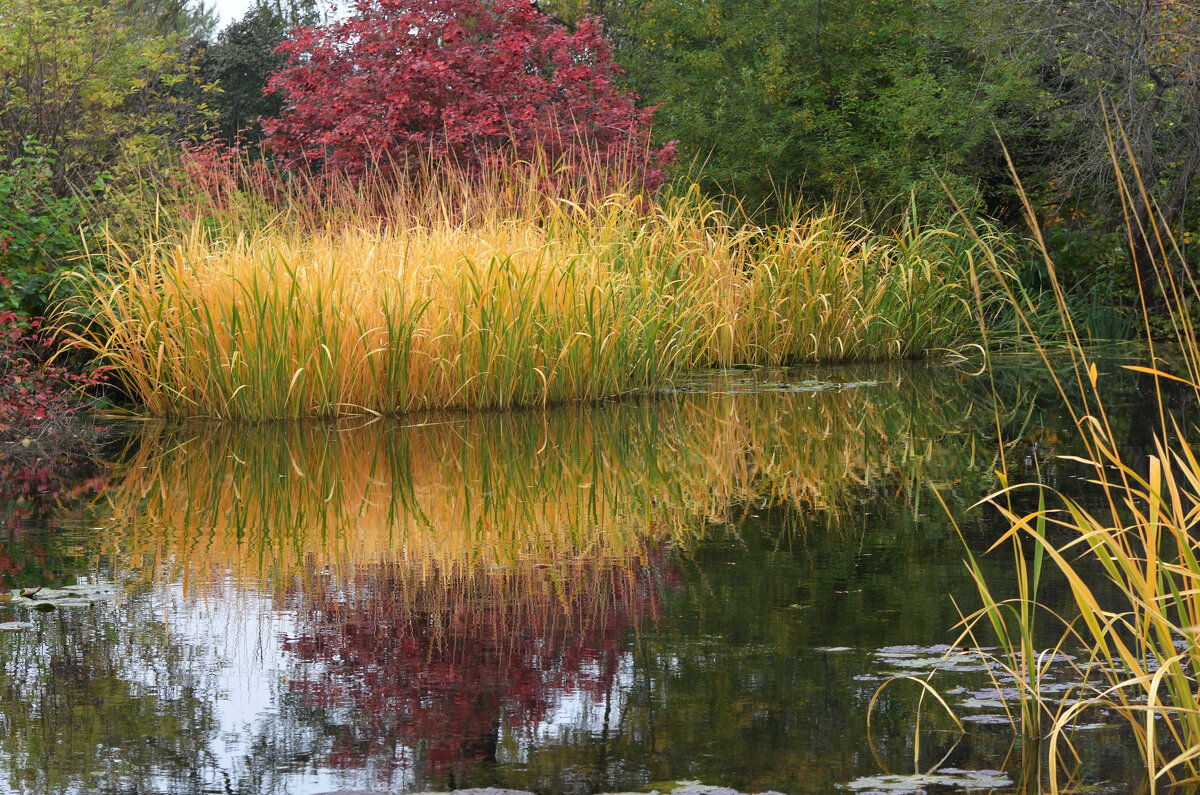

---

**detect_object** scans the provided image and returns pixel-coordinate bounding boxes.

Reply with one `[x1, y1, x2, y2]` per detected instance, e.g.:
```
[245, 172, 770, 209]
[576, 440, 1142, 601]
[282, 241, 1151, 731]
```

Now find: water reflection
[105, 364, 997, 585]
[280, 562, 651, 786]
[0, 596, 217, 793]
[0, 363, 1146, 794]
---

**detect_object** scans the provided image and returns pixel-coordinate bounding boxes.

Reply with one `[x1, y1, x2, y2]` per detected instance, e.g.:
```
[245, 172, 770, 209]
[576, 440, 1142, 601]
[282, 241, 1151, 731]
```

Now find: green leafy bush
[0, 140, 96, 314]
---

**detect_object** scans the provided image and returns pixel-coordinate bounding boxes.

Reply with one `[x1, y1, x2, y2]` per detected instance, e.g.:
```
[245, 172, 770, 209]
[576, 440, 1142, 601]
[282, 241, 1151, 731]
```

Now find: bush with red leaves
[0, 301, 107, 448]
[262, 0, 675, 186]
[0, 295, 113, 562]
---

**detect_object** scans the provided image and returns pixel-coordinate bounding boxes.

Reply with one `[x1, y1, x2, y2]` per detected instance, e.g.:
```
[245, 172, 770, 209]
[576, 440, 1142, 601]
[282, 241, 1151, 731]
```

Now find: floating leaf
[840, 768, 1011, 792]
[0, 621, 34, 631]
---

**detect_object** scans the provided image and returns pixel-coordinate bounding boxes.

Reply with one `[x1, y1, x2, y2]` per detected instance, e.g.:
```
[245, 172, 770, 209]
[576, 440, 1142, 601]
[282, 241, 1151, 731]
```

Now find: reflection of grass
[101, 367, 995, 594]
[61, 159, 994, 419]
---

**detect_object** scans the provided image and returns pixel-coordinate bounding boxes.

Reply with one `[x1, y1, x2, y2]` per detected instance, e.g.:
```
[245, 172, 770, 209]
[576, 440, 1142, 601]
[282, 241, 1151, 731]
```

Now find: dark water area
[0, 353, 1175, 794]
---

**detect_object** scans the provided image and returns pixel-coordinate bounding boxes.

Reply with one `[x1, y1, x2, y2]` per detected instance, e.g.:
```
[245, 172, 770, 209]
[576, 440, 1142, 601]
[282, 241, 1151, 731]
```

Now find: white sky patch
[209, 0, 343, 31]
[212, 0, 254, 30]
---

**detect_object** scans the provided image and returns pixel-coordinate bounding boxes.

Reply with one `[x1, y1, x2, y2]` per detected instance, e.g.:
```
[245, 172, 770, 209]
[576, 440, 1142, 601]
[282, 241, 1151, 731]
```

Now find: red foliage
[0, 302, 107, 446]
[178, 141, 282, 209]
[0, 290, 112, 582]
[262, 0, 675, 186]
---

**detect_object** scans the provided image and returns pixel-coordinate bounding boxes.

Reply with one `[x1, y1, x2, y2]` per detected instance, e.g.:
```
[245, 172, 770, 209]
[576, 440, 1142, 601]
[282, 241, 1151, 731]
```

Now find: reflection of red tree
[282, 554, 670, 779]
[0, 454, 110, 591]
[0, 457, 108, 529]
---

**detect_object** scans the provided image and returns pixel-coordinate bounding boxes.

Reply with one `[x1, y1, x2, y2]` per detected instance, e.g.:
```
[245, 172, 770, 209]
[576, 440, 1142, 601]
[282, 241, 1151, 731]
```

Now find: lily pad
[959, 714, 1013, 725]
[880, 656, 948, 670]
[959, 696, 1008, 709]
[61, 584, 116, 598]
[874, 644, 956, 657]
[52, 598, 102, 608]
[0, 621, 34, 631]
[840, 768, 1011, 793]
[5, 583, 115, 608]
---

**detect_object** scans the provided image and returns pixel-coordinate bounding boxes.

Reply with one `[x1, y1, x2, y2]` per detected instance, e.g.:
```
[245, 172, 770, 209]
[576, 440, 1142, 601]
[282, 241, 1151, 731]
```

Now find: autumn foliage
[262, 0, 674, 185]
[0, 300, 111, 549]
[0, 306, 106, 446]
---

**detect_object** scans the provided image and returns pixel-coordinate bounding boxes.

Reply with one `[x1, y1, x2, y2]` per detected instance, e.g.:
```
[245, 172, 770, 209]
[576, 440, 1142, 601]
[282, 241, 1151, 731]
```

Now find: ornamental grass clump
[61, 156, 991, 419]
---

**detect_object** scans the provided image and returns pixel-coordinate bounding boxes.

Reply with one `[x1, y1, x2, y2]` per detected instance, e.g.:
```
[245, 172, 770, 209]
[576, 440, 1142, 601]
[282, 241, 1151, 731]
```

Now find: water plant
[932, 127, 1200, 791]
[59, 156, 1000, 419]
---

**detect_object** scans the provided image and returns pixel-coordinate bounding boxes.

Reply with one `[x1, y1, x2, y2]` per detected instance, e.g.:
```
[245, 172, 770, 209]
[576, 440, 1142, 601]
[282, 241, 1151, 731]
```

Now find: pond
[0, 355, 1166, 794]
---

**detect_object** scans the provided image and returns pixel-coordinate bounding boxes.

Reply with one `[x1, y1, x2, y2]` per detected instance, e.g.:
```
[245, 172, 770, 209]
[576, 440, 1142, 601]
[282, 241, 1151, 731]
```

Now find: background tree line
[0, 0, 1197, 317]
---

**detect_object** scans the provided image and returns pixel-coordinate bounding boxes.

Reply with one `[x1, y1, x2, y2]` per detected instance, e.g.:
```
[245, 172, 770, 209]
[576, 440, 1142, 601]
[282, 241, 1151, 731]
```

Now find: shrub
[0, 303, 107, 447]
[0, 140, 95, 314]
[261, 0, 674, 185]
[0, 0, 208, 192]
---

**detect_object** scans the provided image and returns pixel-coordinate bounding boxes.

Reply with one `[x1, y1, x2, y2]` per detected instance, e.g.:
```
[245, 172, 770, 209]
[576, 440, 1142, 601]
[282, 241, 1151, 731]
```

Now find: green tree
[0, 0, 216, 311]
[981, 0, 1200, 297]
[125, 0, 219, 38]
[548, 0, 1035, 219]
[0, 0, 209, 192]
[197, 0, 322, 146]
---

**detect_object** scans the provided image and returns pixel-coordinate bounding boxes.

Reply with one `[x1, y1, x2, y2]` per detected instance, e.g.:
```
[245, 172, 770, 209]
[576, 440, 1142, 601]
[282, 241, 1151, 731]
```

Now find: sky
[212, 0, 253, 29]
[209, 0, 338, 32]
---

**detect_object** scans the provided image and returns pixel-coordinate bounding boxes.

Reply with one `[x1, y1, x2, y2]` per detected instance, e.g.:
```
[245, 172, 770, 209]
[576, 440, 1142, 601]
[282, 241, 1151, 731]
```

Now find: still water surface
[0, 358, 1163, 794]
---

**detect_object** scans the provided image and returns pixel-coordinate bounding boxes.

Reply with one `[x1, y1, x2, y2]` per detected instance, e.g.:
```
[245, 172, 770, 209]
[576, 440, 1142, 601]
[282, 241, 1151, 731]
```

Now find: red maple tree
[262, 0, 675, 185]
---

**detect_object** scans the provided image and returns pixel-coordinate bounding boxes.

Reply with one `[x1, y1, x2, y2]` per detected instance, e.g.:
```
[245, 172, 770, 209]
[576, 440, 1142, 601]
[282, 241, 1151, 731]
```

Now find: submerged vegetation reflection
[0, 362, 1070, 793]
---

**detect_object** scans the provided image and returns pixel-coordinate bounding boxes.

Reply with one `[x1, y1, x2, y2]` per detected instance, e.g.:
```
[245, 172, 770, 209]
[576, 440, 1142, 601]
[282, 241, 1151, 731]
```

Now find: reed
[59, 157, 996, 419]
[939, 127, 1200, 792]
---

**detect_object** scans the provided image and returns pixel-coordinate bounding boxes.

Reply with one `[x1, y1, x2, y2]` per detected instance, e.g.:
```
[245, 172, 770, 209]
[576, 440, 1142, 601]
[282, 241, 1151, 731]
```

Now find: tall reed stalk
[60, 157, 997, 419]
[947, 125, 1200, 791]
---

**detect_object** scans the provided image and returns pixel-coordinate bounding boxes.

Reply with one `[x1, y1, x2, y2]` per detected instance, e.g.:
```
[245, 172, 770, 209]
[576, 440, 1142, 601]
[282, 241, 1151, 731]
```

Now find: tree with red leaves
[262, 0, 674, 185]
